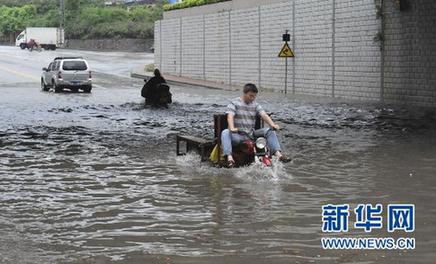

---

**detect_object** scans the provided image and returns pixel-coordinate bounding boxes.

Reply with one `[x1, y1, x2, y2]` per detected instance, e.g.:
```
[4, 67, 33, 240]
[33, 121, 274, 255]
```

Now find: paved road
[0, 45, 153, 80]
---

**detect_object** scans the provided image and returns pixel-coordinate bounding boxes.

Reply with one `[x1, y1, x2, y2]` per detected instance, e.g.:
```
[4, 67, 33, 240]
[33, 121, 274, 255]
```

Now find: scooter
[142, 83, 172, 107]
[27, 40, 41, 52]
[231, 128, 274, 167]
[177, 114, 281, 168]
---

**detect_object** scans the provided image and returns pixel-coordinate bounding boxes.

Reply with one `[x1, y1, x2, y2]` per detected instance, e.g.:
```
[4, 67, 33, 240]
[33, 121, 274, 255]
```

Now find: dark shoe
[278, 155, 292, 163]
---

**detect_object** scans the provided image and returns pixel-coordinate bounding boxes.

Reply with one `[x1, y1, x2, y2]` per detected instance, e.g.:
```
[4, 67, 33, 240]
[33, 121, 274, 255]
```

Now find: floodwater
[0, 46, 435, 263]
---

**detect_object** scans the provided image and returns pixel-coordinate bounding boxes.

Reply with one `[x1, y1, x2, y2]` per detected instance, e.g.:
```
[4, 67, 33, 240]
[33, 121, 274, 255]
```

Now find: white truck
[16, 27, 64, 50]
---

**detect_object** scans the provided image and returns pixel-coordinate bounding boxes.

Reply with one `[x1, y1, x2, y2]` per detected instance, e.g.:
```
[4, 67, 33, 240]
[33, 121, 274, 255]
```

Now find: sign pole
[279, 30, 293, 95]
[285, 56, 288, 94]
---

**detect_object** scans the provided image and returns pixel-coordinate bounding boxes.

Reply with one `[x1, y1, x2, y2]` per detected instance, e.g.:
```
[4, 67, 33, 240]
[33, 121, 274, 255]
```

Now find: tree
[0, 0, 163, 40]
[0, 5, 36, 36]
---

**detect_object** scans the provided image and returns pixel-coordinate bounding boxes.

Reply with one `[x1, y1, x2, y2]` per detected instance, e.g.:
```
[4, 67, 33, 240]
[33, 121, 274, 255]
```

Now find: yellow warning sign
[278, 42, 294, 58]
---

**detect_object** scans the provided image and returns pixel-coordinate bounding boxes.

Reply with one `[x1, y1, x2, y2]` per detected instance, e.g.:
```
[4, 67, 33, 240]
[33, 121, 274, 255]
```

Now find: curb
[131, 67, 239, 91]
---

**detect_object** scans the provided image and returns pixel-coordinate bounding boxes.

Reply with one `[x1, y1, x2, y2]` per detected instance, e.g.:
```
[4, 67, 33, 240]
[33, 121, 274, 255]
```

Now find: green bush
[28, 9, 59, 27]
[163, 0, 230, 11]
[65, 4, 162, 39]
[0, 0, 163, 40]
[145, 63, 155, 72]
[0, 4, 36, 34]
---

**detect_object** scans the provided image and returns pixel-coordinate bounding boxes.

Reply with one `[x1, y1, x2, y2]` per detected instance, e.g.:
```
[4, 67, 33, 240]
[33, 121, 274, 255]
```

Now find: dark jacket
[141, 76, 166, 99]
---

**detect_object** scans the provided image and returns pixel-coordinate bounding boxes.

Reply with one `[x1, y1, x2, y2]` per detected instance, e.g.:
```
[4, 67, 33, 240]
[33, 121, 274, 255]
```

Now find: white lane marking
[0, 64, 39, 81]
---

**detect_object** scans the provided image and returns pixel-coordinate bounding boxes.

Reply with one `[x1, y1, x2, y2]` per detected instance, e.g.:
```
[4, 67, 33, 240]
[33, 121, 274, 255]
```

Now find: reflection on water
[1, 83, 436, 263]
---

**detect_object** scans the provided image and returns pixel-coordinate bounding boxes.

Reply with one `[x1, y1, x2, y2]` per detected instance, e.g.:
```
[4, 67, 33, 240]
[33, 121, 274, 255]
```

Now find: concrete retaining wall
[383, 0, 436, 107]
[205, 12, 230, 84]
[155, 0, 436, 107]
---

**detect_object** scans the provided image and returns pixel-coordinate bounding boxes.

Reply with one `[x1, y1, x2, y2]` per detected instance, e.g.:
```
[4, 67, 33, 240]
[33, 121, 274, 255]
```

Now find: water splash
[176, 153, 292, 182]
[175, 152, 227, 178]
[235, 156, 292, 182]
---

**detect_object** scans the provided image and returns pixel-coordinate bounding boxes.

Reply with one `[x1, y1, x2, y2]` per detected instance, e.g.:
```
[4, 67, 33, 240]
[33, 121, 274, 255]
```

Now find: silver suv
[41, 57, 92, 93]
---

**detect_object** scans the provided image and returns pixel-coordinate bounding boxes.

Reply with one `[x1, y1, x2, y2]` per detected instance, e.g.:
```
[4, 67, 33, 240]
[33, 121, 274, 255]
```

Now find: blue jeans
[221, 128, 282, 156]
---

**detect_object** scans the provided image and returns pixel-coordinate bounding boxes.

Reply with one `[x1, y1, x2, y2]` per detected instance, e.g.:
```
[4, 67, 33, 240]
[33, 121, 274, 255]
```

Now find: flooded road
[0, 46, 435, 263]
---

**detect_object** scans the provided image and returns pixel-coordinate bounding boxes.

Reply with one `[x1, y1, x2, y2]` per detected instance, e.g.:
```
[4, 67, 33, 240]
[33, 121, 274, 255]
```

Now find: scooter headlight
[256, 137, 267, 149]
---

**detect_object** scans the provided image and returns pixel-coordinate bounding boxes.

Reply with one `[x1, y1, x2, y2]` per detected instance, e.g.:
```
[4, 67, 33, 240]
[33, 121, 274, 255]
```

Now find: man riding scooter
[27, 38, 40, 51]
[221, 83, 291, 167]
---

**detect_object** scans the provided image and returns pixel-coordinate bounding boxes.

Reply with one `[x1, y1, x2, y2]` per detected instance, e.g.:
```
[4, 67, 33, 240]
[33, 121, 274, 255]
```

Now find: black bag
[141, 85, 148, 98]
[159, 91, 172, 104]
[158, 83, 172, 104]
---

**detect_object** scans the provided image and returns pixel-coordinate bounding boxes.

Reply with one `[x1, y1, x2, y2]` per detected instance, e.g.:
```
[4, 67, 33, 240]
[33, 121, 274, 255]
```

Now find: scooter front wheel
[261, 156, 273, 167]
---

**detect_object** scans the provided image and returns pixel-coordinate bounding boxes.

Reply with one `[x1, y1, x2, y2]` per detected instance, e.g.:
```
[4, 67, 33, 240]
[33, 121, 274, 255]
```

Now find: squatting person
[141, 69, 172, 106]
